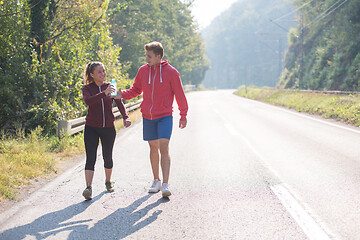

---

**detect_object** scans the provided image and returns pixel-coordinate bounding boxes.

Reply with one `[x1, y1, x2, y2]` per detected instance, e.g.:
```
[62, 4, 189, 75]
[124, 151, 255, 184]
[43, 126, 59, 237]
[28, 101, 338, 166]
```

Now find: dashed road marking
[223, 121, 334, 240]
[271, 184, 332, 240]
[224, 123, 239, 136]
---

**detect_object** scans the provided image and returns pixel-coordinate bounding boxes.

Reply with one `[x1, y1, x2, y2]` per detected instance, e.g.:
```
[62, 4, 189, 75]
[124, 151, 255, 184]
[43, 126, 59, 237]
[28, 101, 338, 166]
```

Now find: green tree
[0, 0, 129, 134]
[108, 0, 209, 85]
[1, 0, 205, 135]
[279, 0, 360, 91]
[0, 0, 31, 132]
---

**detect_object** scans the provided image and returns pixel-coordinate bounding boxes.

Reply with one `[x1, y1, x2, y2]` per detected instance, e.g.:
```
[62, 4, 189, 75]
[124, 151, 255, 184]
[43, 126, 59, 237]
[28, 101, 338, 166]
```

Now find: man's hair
[144, 41, 164, 58]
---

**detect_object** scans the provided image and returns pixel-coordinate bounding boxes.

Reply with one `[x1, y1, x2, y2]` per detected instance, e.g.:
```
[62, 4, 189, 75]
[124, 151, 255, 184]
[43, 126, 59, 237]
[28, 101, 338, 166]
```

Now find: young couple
[81, 41, 188, 200]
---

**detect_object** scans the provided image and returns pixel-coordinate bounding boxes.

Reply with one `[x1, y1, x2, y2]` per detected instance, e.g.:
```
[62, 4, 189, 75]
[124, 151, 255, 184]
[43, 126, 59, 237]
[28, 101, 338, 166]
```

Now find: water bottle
[110, 79, 117, 97]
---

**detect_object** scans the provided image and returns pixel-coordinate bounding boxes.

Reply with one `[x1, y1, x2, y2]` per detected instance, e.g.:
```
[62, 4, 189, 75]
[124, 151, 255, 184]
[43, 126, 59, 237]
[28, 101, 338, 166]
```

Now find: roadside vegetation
[278, 0, 360, 91]
[234, 86, 360, 127]
[1, 0, 208, 137]
[0, 109, 141, 201]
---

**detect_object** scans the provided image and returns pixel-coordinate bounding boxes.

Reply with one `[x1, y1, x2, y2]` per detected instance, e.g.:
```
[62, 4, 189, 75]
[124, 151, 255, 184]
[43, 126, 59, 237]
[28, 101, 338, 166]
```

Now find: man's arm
[121, 71, 143, 100]
[171, 71, 188, 128]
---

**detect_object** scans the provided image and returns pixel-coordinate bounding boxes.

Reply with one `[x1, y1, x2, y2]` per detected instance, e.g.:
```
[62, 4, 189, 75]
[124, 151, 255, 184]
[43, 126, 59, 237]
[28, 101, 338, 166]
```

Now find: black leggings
[84, 125, 116, 171]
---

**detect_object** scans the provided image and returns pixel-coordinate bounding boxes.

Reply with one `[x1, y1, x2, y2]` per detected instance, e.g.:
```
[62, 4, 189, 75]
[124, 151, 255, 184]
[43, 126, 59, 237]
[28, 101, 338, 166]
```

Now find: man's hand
[113, 88, 122, 99]
[179, 120, 187, 129]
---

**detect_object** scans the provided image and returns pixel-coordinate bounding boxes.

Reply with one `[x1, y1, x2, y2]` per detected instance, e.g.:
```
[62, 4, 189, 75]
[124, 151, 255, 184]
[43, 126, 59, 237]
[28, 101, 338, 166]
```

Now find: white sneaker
[148, 179, 161, 193]
[161, 183, 171, 197]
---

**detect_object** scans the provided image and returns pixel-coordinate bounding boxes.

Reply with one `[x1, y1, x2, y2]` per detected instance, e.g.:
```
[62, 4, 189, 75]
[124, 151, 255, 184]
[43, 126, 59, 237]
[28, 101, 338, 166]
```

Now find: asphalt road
[0, 90, 359, 239]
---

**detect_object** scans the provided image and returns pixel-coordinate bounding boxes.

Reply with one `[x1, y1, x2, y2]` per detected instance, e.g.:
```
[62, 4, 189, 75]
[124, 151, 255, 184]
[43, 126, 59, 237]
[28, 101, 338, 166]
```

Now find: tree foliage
[108, 0, 209, 86]
[0, 0, 128, 134]
[278, 0, 360, 91]
[0, 0, 31, 132]
[0, 0, 208, 135]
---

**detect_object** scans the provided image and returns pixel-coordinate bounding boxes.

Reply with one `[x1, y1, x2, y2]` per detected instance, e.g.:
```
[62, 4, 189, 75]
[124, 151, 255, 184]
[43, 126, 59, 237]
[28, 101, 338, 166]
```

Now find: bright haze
[190, 0, 238, 29]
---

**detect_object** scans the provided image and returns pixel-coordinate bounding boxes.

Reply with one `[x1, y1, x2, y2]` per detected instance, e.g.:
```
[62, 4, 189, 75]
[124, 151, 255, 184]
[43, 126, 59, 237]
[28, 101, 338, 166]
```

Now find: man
[118, 41, 188, 197]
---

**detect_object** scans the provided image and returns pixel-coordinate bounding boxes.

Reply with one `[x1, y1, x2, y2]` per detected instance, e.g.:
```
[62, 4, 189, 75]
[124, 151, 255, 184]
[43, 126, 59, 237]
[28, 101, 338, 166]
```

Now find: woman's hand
[123, 118, 131, 128]
[105, 85, 115, 96]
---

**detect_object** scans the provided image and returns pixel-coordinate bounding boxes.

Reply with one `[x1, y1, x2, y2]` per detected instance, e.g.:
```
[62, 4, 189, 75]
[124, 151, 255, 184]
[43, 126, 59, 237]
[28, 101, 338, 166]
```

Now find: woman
[81, 61, 131, 200]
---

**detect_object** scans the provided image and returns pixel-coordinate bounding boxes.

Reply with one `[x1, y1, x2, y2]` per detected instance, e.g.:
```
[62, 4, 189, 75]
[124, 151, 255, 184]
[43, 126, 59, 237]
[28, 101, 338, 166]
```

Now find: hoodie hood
[148, 60, 168, 84]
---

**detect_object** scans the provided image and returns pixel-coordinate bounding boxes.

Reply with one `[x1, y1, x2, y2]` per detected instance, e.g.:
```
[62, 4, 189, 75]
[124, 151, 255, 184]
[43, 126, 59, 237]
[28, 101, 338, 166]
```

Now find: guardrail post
[57, 120, 71, 138]
[184, 84, 196, 92]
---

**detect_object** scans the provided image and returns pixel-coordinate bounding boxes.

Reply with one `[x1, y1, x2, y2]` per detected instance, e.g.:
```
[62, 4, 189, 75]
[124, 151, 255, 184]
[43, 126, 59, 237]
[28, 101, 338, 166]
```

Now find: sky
[190, 0, 239, 29]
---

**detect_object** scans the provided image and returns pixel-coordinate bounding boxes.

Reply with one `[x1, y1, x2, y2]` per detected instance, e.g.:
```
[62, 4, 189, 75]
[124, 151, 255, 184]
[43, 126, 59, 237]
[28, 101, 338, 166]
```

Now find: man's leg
[148, 140, 160, 180]
[159, 138, 171, 183]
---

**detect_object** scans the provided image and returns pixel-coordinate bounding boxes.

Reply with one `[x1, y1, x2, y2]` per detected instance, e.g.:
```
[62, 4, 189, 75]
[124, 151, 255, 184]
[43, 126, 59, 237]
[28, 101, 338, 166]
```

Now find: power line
[272, 0, 316, 22]
[269, 0, 318, 38]
[305, 0, 349, 28]
[269, 19, 293, 33]
[0, 0, 44, 18]
[272, 0, 349, 28]
[307, 0, 343, 26]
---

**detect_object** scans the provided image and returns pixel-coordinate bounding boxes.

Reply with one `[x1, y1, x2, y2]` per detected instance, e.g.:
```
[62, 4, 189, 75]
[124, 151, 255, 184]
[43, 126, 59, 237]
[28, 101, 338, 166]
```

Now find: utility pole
[263, 16, 296, 87]
[278, 39, 282, 87]
[256, 36, 284, 87]
[299, 13, 304, 89]
[244, 65, 248, 93]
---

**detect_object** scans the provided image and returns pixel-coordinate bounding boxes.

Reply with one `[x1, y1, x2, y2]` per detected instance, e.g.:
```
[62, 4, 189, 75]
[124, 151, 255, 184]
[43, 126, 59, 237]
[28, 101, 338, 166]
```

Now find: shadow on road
[0, 192, 105, 239]
[68, 194, 169, 239]
[0, 193, 168, 239]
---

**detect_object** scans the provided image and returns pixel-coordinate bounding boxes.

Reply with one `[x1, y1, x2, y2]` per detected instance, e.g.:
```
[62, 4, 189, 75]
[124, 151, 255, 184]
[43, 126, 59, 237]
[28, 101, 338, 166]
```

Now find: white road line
[213, 108, 220, 115]
[277, 106, 360, 134]
[222, 120, 335, 240]
[238, 132, 282, 181]
[271, 184, 331, 240]
[240, 97, 360, 134]
[224, 123, 239, 136]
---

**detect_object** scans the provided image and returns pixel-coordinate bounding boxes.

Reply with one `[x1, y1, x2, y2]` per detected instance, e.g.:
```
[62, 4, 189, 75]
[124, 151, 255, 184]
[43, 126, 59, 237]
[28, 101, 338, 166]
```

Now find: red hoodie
[82, 82, 128, 128]
[122, 60, 188, 121]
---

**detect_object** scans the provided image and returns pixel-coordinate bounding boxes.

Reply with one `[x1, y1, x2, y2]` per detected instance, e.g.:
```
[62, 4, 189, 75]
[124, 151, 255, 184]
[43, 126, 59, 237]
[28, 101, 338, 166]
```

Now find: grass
[115, 108, 142, 131]
[234, 86, 360, 127]
[0, 109, 142, 201]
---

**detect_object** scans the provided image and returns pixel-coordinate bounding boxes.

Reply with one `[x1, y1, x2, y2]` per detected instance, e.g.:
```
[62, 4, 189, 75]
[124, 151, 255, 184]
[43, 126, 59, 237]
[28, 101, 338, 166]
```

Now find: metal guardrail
[57, 84, 196, 138]
[57, 99, 142, 138]
[281, 89, 360, 95]
[184, 84, 197, 92]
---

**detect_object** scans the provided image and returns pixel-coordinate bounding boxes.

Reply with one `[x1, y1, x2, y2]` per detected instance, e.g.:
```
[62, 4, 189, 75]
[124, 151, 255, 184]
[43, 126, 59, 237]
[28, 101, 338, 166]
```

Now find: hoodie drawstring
[148, 67, 151, 84]
[160, 64, 162, 83]
[148, 64, 162, 84]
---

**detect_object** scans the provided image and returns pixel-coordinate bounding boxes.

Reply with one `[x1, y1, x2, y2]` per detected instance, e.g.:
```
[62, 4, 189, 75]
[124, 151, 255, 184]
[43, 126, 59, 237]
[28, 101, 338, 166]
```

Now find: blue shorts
[143, 116, 173, 141]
